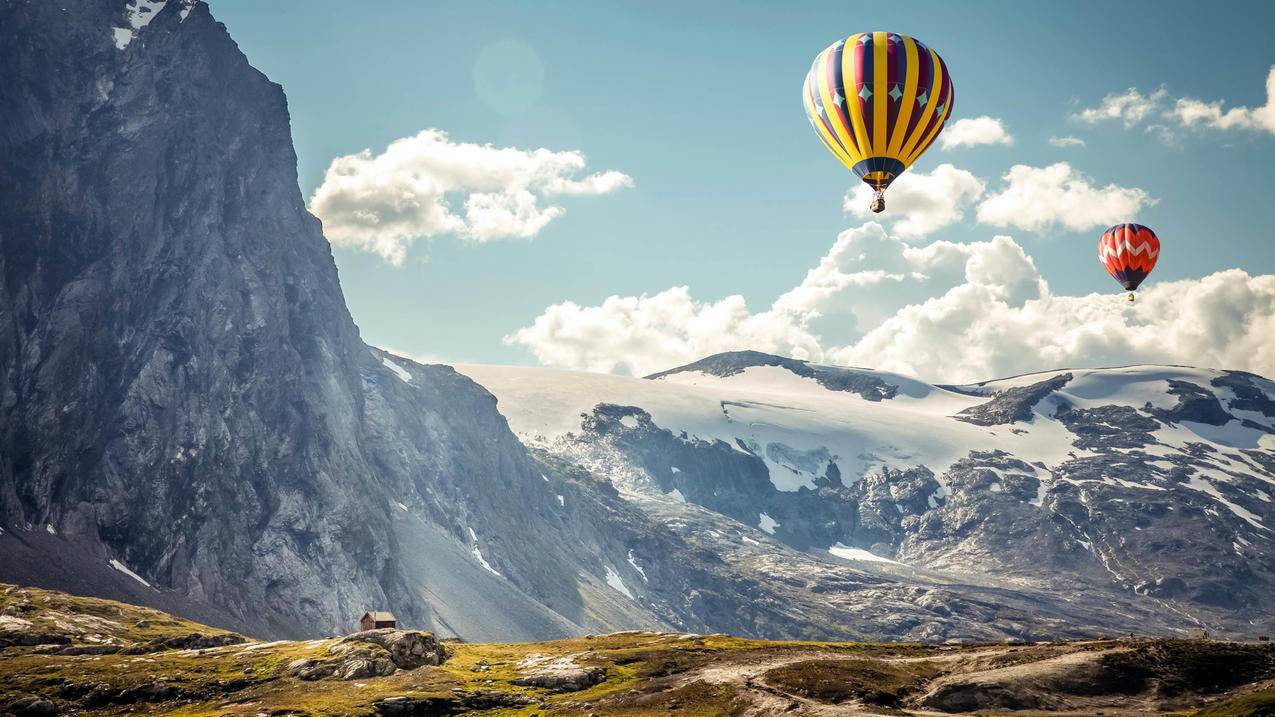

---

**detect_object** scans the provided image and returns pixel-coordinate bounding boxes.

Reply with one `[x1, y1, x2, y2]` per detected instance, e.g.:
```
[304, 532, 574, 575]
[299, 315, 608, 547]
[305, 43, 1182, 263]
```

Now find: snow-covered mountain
[458, 351, 1275, 638]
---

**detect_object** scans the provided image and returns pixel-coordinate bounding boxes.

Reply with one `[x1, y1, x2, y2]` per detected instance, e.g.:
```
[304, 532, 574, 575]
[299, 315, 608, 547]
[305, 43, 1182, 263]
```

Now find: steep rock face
[1, 0, 382, 636]
[0, 0, 661, 640]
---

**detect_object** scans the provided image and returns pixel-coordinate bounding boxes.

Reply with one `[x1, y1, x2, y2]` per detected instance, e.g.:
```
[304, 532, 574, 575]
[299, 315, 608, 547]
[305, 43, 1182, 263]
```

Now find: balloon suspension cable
[1127, 292, 1136, 303]
[869, 189, 886, 214]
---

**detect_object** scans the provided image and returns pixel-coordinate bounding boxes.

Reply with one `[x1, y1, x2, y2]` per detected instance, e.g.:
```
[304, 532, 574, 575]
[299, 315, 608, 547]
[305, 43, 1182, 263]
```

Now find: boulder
[5, 697, 59, 716]
[123, 632, 245, 654]
[338, 629, 449, 669]
[511, 654, 607, 692]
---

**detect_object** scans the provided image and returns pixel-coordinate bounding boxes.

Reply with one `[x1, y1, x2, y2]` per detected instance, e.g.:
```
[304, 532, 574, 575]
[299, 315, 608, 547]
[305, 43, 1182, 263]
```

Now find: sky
[206, 0, 1275, 382]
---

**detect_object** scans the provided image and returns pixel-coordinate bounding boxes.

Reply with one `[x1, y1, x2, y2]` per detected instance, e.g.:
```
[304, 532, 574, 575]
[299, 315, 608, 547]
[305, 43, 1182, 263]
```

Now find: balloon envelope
[802, 32, 955, 191]
[1098, 224, 1160, 291]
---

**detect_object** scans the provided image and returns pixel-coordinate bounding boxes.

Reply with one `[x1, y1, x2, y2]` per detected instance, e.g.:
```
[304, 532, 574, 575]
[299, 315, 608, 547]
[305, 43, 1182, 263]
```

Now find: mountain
[457, 351, 1275, 639]
[1, 0, 1270, 645]
[0, 0, 661, 641]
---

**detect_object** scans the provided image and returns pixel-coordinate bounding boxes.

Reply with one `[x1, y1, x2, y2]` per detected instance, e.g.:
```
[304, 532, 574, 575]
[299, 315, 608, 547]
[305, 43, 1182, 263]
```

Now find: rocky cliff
[0, 0, 658, 640]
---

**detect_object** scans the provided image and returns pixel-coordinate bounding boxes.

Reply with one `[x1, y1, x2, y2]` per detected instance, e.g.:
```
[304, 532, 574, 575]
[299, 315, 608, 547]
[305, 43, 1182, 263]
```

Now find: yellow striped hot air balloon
[802, 32, 955, 213]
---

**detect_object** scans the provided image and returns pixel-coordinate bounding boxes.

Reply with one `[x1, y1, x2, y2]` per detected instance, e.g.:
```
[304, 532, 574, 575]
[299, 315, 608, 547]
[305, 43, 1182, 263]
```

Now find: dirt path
[675, 643, 1139, 717]
[678, 647, 1004, 716]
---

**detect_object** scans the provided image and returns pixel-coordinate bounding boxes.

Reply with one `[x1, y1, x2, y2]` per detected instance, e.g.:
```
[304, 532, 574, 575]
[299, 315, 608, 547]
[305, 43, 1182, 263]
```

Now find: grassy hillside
[1, 583, 1273, 716]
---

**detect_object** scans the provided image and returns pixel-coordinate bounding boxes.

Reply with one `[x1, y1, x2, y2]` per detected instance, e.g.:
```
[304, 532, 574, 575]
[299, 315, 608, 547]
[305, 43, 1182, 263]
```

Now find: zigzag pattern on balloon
[1097, 223, 1160, 291]
[1098, 238, 1160, 260]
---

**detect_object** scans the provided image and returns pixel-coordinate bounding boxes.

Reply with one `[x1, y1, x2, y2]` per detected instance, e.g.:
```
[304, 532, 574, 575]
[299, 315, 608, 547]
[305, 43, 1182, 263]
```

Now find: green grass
[762, 658, 942, 706]
[1194, 689, 1275, 717]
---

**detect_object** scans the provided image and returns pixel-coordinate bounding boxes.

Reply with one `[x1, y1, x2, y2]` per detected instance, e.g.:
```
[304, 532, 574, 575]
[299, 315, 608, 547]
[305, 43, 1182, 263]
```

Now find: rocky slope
[3, 584, 1275, 717]
[0, 0, 662, 641]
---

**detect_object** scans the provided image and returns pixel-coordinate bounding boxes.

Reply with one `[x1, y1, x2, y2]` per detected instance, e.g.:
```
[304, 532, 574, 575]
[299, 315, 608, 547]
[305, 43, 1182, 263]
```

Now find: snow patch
[112, 0, 168, 50]
[394, 501, 408, 512]
[108, 559, 153, 589]
[619, 414, 640, 429]
[627, 550, 647, 581]
[670, 466, 681, 474]
[467, 528, 501, 576]
[1185, 475, 1266, 529]
[45, 523, 56, 535]
[758, 512, 779, 535]
[604, 565, 634, 599]
[666, 488, 686, 503]
[828, 543, 907, 566]
[556, 494, 565, 507]
[382, 356, 412, 384]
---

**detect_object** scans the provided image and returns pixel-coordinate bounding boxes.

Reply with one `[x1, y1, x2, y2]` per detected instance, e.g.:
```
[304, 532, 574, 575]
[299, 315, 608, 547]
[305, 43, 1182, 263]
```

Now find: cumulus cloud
[509, 223, 1275, 383]
[308, 129, 633, 265]
[975, 162, 1153, 233]
[845, 164, 985, 238]
[1074, 87, 1168, 127]
[504, 288, 821, 377]
[1073, 67, 1275, 140]
[1172, 66, 1275, 136]
[772, 224, 1043, 340]
[939, 116, 1014, 149]
[831, 270, 1275, 382]
[1048, 136, 1086, 148]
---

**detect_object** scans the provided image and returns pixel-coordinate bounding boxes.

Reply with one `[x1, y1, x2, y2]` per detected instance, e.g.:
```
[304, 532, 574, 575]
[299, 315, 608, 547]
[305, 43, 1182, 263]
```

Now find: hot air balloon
[802, 32, 954, 214]
[1098, 223, 1160, 301]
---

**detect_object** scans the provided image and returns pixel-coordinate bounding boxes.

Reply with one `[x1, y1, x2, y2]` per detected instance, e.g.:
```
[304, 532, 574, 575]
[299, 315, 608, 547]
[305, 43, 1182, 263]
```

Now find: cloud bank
[508, 222, 1275, 383]
[309, 129, 632, 265]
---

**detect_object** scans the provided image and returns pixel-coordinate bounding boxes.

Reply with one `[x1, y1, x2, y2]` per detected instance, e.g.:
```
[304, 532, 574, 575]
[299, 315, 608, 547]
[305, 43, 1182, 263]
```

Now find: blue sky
[206, 0, 1275, 378]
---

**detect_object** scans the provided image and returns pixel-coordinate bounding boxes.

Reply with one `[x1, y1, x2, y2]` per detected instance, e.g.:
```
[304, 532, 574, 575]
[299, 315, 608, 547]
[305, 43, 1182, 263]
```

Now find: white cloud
[1048, 136, 1086, 148]
[939, 116, 1014, 149]
[1075, 87, 1168, 127]
[975, 162, 1153, 233]
[1073, 67, 1275, 140]
[510, 223, 1275, 384]
[504, 288, 821, 377]
[772, 223, 1038, 338]
[1172, 66, 1275, 136]
[845, 164, 985, 238]
[832, 270, 1275, 383]
[308, 129, 633, 265]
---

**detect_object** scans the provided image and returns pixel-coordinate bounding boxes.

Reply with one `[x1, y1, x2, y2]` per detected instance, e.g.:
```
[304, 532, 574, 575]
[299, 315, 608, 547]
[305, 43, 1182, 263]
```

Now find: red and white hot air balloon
[1098, 224, 1160, 301]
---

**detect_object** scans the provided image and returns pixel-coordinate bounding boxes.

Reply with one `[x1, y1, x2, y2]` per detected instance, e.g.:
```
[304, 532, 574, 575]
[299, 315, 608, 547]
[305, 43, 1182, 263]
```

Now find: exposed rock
[512, 654, 607, 692]
[123, 632, 245, 654]
[647, 350, 899, 401]
[954, 373, 1072, 426]
[0, 630, 70, 648]
[339, 628, 449, 668]
[4, 697, 59, 717]
[374, 695, 458, 716]
[1149, 380, 1231, 425]
[34, 644, 120, 656]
